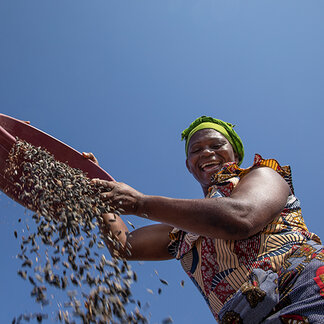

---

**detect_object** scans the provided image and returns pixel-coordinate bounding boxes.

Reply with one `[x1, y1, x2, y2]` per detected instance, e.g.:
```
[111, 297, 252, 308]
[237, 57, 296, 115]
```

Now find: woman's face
[186, 128, 238, 194]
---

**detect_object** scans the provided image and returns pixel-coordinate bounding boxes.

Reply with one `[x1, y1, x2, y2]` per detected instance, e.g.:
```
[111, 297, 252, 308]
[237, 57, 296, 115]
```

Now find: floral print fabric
[168, 154, 323, 322]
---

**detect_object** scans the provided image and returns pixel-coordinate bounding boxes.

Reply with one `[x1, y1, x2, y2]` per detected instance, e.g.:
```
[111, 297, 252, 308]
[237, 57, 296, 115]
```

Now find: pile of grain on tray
[5, 139, 148, 324]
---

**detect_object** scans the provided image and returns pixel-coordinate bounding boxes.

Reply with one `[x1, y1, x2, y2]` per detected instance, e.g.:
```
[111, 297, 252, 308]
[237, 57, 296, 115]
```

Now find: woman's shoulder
[210, 154, 294, 195]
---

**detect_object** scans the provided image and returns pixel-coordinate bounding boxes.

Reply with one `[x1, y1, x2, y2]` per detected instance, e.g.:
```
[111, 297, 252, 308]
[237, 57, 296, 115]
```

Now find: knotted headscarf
[181, 116, 244, 165]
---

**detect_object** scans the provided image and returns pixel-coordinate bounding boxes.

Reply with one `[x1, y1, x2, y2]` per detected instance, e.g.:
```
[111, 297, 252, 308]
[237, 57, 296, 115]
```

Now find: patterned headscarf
[181, 116, 244, 165]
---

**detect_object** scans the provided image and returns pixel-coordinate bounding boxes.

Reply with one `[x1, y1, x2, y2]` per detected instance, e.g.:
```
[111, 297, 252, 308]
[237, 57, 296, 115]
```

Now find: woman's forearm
[98, 212, 174, 261]
[137, 195, 251, 240]
[98, 212, 131, 259]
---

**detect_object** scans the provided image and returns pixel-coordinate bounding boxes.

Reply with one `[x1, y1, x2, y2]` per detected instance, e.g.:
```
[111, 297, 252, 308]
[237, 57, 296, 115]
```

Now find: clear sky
[0, 1, 323, 323]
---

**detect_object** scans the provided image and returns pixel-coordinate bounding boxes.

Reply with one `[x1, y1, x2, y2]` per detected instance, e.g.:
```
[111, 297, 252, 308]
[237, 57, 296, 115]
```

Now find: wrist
[135, 193, 148, 217]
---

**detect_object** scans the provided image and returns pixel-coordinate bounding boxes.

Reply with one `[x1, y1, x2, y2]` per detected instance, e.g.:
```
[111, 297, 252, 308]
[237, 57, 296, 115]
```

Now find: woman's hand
[82, 152, 99, 165]
[91, 179, 173, 261]
[91, 179, 145, 216]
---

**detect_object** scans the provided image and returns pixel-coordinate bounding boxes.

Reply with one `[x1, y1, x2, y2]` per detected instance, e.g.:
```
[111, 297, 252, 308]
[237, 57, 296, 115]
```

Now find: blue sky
[0, 1, 323, 323]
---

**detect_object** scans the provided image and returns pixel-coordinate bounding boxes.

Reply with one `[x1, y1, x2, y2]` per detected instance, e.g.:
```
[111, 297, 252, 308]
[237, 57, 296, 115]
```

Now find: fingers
[82, 152, 97, 162]
[92, 180, 121, 208]
[19, 118, 30, 124]
[91, 179, 115, 202]
[91, 178, 115, 188]
[91, 180, 140, 215]
[100, 191, 113, 202]
[91, 179, 116, 200]
[82, 152, 99, 165]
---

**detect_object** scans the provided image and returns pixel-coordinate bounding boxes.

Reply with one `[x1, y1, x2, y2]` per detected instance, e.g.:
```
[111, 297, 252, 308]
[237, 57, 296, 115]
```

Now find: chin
[195, 172, 216, 187]
[202, 177, 214, 188]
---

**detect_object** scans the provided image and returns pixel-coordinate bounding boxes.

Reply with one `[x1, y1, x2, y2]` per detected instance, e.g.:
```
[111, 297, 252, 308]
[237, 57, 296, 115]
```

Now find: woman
[85, 116, 324, 323]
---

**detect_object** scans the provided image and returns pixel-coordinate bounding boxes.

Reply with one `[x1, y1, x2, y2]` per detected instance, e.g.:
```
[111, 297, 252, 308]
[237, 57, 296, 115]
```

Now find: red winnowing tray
[0, 113, 114, 209]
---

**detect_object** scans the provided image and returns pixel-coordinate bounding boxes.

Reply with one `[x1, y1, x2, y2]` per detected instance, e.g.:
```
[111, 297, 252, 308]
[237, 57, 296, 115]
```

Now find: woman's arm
[99, 213, 174, 261]
[93, 166, 290, 240]
[83, 152, 174, 261]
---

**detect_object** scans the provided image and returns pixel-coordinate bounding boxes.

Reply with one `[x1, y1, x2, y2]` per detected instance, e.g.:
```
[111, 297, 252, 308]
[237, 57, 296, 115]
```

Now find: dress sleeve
[212, 154, 294, 194]
[168, 228, 201, 260]
[167, 228, 183, 259]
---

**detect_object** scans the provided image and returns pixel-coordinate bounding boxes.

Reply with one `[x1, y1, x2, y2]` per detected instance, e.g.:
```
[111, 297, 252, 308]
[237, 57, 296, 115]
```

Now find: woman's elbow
[215, 219, 253, 240]
[213, 203, 256, 240]
[228, 219, 256, 240]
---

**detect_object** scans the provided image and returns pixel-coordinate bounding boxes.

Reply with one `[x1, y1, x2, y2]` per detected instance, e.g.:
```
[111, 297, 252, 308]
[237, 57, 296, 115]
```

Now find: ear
[186, 158, 192, 174]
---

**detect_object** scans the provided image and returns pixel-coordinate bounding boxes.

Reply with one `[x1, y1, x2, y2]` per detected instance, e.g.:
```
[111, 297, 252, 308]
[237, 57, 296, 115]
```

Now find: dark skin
[186, 129, 239, 196]
[86, 129, 290, 260]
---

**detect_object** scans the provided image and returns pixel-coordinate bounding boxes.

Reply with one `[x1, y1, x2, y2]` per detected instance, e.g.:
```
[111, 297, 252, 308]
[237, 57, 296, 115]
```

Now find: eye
[212, 143, 223, 150]
[189, 146, 201, 154]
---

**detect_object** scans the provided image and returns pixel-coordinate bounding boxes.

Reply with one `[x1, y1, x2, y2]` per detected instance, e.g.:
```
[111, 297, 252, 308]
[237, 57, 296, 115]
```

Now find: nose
[201, 147, 214, 156]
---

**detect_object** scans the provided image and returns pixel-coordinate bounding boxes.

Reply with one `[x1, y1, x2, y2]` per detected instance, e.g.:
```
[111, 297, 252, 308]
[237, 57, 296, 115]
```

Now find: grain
[6, 139, 148, 323]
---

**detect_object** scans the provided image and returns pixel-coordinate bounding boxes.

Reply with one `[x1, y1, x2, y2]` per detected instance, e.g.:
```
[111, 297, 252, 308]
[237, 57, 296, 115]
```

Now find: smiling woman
[185, 129, 238, 196]
[89, 116, 324, 323]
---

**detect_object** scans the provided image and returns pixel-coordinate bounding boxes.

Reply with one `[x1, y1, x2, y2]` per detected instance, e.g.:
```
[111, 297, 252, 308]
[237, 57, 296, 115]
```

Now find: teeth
[201, 162, 220, 169]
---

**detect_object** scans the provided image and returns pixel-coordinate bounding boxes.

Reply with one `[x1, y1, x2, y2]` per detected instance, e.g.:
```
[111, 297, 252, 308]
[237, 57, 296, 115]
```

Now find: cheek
[186, 158, 194, 173]
[220, 147, 236, 161]
[187, 158, 201, 177]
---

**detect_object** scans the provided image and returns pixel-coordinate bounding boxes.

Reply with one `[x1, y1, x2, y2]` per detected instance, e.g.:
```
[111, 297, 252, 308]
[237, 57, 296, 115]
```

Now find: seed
[28, 276, 36, 286]
[162, 316, 173, 324]
[51, 256, 60, 266]
[35, 274, 43, 283]
[127, 220, 135, 229]
[22, 259, 32, 268]
[159, 278, 168, 285]
[17, 270, 27, 280]
[5, 139, 149, 323]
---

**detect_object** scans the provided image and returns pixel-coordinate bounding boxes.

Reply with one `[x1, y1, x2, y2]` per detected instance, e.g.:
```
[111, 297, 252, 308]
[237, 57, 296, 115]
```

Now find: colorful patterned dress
[168, 154, 324, 323]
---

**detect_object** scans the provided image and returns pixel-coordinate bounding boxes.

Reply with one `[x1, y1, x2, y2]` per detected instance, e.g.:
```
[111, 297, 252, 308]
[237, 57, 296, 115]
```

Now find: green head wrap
[181, 116, 244, 165]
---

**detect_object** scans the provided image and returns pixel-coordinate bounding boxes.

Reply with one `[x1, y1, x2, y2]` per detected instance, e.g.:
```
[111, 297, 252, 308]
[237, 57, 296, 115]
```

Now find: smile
[200, 161, 222, 172]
